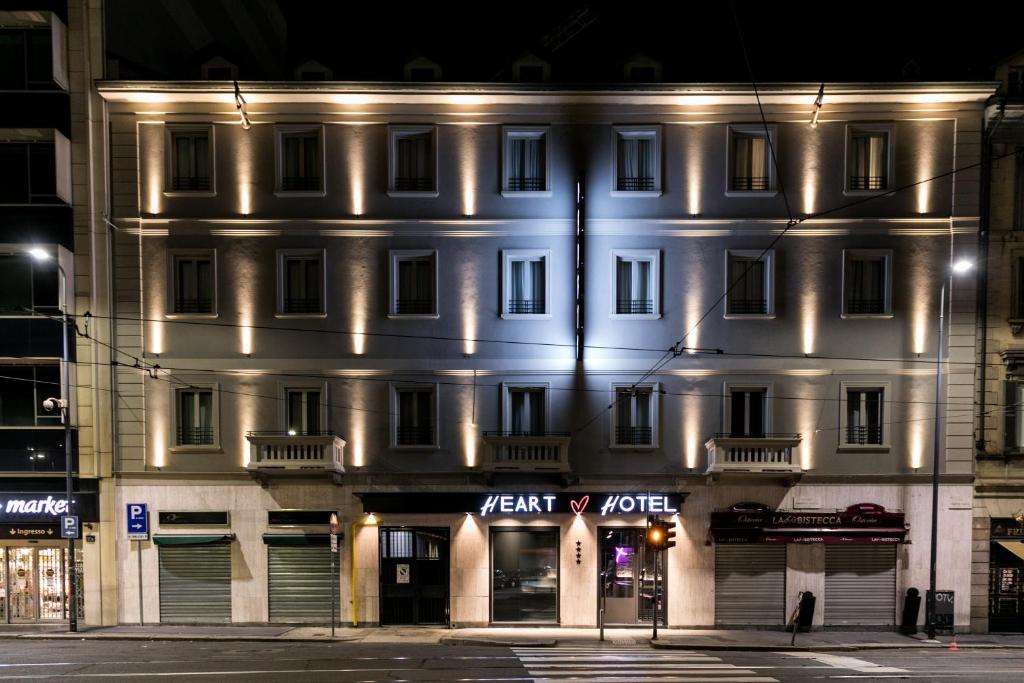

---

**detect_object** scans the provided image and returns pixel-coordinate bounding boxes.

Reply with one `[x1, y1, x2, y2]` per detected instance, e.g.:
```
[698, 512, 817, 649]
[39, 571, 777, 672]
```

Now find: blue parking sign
[60, 515, 79, 539]
[127, 503, 149, 541]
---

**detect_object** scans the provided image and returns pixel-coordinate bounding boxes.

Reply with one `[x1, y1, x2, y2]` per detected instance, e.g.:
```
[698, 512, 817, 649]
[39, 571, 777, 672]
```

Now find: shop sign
[0, 523, 59, 539]
[711, 501, 908, 544]
[357, 491, 686, 516]
[990, 518, 1024, 539]
[0, 492, 99, 524]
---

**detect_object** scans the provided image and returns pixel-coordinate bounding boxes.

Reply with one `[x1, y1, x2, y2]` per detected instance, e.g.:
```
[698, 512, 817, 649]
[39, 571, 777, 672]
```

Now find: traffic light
[645, 518, 677, 551]
[662, 519, 676, 550]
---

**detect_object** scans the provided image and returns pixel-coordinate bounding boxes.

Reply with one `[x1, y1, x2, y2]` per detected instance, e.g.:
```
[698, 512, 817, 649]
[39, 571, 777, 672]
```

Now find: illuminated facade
[98, 81, 990, 628]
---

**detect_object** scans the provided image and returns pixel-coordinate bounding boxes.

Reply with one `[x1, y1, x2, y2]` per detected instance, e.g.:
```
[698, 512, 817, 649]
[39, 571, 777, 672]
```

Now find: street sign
[127, 503, 149, 541]
[60, 515, 79, 539]
[396, 563, 410, 584]
[330, 533, 338, 553]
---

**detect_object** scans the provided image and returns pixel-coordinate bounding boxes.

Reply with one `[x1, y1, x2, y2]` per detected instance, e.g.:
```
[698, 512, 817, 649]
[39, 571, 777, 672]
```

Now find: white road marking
[779, 652, 908, 674]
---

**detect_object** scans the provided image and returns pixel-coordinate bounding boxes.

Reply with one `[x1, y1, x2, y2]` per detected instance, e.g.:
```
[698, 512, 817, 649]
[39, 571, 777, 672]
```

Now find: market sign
[710, 502, 907, 544]
[357, 492, 686, 516]
[0, 493, 99, 524]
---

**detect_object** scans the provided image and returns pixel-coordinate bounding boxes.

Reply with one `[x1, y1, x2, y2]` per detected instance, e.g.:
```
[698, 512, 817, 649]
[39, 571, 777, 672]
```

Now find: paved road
[1, 640, 1024, 681]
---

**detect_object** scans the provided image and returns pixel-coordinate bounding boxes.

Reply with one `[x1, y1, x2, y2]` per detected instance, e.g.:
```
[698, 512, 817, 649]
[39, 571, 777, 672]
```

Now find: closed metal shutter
[715, 544, 786, 625]
[268, 546, 333, 623]
[825, 545, 897, 626]
[158, 545, 231, 623]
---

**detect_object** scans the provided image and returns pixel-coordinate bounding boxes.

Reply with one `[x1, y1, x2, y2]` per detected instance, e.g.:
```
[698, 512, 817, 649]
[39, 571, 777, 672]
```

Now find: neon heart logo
[570, 495, 590, 515]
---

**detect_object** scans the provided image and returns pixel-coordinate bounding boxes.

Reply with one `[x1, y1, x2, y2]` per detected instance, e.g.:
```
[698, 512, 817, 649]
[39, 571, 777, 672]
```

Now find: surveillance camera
[42, 397, 58, 412]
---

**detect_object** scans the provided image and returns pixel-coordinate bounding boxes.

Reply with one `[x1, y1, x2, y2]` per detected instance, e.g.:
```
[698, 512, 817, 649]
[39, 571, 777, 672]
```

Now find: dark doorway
[990, 539, 1024, 632]
[379, 527, 449, 625]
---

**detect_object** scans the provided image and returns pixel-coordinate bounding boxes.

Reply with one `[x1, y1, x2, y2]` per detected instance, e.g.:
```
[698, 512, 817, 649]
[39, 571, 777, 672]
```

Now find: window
[612, 127, 661, 195]
[725, 385, 769, 437]
[275, 126, 323, 194]
[839, 382, 888, 449]
[0, 141, 59, 204]
[842, 250, 893, 317]
[175, 386, 217, 447]
[0, 27, 60, 90]
[388, 126, 437, 195]
[611, 249, 659, 318]
[491, 528, 558, 623]
[1008, 68, 1024, 97]
[725, 250, 774, 317]
[389, 250, 437, 317]
[0, 366, 61, 426]
[503, 127, 549, 194]
[1014, 151, 1024, 232]
[169, 251, 215, 316]
[167, 128, 212, 192]
[728, 126, 775, 193]
[502, 250, 549, 317]
[611, 383, 658, 447]
[1005, 380, 1024, 453]
[847, 125, 892, 192]
[503, 384, 548, 436]
[392, 384, 436, 447]
[1013, 256, 1024, 321]
[285, 387, 324, 435]
[0, 252, 59, 315]
[276, 249, 325, 317]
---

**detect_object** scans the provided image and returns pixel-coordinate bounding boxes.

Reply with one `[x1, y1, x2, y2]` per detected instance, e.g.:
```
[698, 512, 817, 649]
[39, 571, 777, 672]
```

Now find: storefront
[599, 527, 664, 625]
[710, 502, 907, 627]
[154, 534, 234, 624]
[989, 518, 1024, 633]
[379, 526, 449, 625]
[0, 487, 96, 623]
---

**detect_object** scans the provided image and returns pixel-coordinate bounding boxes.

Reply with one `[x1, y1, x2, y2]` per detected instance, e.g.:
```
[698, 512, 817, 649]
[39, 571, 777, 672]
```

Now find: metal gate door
[268, 546, 332, 623]
[379, 527, 449, 625]
[715, 545, 786, 625]
[158, 544, 231, 623]
[825, 545, 896, 626]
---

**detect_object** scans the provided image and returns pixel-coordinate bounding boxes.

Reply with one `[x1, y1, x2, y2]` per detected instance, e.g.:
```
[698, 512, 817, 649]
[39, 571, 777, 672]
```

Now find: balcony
[246, 431, 345, 475]
[730, 175, 771, 192]
[616, 299, 654, 315]
[508, 299, 545, 314]
[615, 426, 653, 446]
[705, 433, 802, 475]
[482, 431, 571, 473]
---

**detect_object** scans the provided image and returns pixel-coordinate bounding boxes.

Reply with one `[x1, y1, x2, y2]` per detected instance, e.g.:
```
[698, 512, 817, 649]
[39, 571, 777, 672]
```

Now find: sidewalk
[3, 624, 1024, 650]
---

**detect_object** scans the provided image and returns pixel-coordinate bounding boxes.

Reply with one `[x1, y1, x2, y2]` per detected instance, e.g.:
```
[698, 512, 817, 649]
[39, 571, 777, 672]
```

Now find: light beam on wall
[350, 380, 366, 467]
[459, 126, 478, 216]
[236, 128, 254, 215]
[348, 126, 367, 216]
[684, 393, 699, 469]
[686, 134, 702, 216]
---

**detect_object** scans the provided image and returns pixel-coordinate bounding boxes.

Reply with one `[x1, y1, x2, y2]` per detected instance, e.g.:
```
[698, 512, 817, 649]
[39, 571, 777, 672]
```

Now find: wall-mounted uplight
[234, 81, 252, 130]
[809, 83, 824, 128]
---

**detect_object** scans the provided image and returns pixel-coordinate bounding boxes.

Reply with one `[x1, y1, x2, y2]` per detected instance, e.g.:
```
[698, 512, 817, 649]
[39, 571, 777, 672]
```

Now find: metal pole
[927, 280, 946, 641]
[331, 548, 337, 638]
[137, 540, 144, 625]
[599, 570, 605, 642]
[652, 550, 659, 640]
[60, 288, 77, 633]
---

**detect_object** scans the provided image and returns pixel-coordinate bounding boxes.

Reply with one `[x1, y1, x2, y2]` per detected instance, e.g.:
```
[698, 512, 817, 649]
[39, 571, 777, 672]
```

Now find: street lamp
[926, 258, 974, 640]
[29, 247, 77, 633]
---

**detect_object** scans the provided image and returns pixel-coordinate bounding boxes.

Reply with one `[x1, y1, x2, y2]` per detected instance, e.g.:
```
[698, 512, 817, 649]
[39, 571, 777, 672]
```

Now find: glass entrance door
[599, 528, 665, 625]
[2, 547, 73, 623]
[8, 548, 36, 622]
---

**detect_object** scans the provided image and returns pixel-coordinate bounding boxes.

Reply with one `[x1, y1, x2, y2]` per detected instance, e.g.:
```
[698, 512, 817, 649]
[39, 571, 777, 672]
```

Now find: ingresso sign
[356, 492, 686, 516]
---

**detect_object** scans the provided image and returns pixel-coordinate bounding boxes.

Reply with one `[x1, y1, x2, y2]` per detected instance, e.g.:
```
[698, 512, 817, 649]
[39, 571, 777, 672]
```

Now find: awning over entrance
[152, 534, 235, 546]
[997, 540, 1024, 562]
[711, 502, 907, 544]
[262, 534, 330, 546]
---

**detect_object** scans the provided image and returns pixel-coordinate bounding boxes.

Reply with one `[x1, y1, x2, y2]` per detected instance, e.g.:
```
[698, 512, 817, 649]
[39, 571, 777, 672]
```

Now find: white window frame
[501, 382, 551, 434]
[280, 381, 329, 435]
[610, 248, 660, 320]
[275, 248, 327, 319]
[388, 249, 439, 319]
[725, 124, 778, 196]
[166, 248, 217, 319]
[722, 382, 773, 436]
[609, 382, 659, 449]
[841, 249, 894, 318]
[274, 124, 326, 197]
[611, 125, 662, 197]
[388, 125, 439, 197]
[501, 249, 551, 319]
[838, 380, 890, 451]
[164, 124, 215, 196]
[844, 123, 895, 195]
[390, 382, 439, 449]
[170, 382, 220, 452]
[723, 249, 775, 319]
[501, 126, 551, 197]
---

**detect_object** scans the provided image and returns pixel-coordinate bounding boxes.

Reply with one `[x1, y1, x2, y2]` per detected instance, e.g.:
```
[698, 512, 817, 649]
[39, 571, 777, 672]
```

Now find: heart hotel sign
[355, 491, 685, 515]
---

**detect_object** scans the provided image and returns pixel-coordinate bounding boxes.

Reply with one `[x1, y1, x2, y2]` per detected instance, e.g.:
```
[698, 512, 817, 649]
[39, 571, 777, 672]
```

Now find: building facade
[0, 0, 113, 626]
[98, 80, 990, 629]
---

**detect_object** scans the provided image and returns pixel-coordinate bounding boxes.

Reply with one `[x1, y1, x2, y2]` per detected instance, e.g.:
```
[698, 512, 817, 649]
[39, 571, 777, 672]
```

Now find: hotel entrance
[598, 527, 664, 625]
[0, 546, 82, 623]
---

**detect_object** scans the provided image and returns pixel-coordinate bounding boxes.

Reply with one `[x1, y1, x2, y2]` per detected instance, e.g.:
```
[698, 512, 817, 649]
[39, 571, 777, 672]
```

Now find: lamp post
[29, 247, 77, 633]
[926, 258, 973, 641]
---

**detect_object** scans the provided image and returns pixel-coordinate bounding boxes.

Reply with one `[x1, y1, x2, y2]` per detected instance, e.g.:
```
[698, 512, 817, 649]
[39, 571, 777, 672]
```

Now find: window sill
[840, 313, 894, 320]
[725, 190, 779, 198]
[836, 444, 890, 453]
[166, 312, 218, 320]
[501, 313, 552, 320]
[275, 312, 328, 319]
[501, 190, 552, 198]
[169, 445, 224, 454]
[723, 313, 776, 320]
[610, 313, 661, 321]
[387, 313, 440, 320]
[609, 443, 659, 451]
[387, 190, 440, 198]
[164, 191, 216, 198]
[610, 190, 662, 198]
[273, 190, 326, 198]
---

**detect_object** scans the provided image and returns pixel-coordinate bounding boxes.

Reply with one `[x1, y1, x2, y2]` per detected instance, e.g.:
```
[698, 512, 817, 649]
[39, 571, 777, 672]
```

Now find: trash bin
[900, 587, 921, 635]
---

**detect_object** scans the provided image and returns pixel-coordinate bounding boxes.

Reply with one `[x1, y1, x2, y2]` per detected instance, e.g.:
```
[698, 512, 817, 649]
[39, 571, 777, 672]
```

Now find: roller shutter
[715, 544, 786, 625]
[158, 544, 231, 623]
[268, 546, 333, 622]
[825, 545, 897, 626]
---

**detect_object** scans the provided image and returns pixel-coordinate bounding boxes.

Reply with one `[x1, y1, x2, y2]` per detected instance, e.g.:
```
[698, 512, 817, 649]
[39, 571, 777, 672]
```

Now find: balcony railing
[396, 298, 435, 315]
[246, 431, 345, 473]
[616, 176, 655, 192]
[616, 299, 653, 315]
[849, 175, 888, 191]
[846, 297, 885, 315]
[846, 425, 883, 445]
[282, 297, 322, 314]
[482, 431, 571, 472]
[705, 433, 802, 474]
[177, 428, 214, 446]
[507, 177, 546, 192]
[394, 177, 434, 192]
[731, 176, 771, 191]
[508, 299, 545, 314]
[396, 425, 434, 446]
[173, 298, 213, 314]
[615, 426, 653, 446]
[171, 176, 211, 192]
[727, 298, 768, 315]
[281, 176, 321, 192]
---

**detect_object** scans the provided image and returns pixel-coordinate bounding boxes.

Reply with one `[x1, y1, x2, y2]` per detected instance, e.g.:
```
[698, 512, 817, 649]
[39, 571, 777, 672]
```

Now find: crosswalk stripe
[513, 647, 779, 683]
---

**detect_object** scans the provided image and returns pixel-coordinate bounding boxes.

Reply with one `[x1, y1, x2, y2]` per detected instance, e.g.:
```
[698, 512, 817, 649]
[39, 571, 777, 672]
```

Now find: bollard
[900, 588, 921, 635]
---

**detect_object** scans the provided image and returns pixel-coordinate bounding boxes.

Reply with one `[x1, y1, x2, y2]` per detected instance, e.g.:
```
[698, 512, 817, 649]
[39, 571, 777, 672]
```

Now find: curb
[0, 633, 362, 643]
[650, 640, 1024, 651]
[441, 636, 557, 648]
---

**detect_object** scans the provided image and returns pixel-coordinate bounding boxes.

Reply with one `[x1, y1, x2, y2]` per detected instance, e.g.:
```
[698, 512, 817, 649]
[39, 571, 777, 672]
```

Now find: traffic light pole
[652, 549, 659, 640]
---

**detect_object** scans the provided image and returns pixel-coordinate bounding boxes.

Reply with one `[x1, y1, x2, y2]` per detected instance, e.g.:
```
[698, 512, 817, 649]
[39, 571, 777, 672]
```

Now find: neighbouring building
[0, 0, 113, 626]
[974, 51, 1024, 634]
[97, 79, 991, 629]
